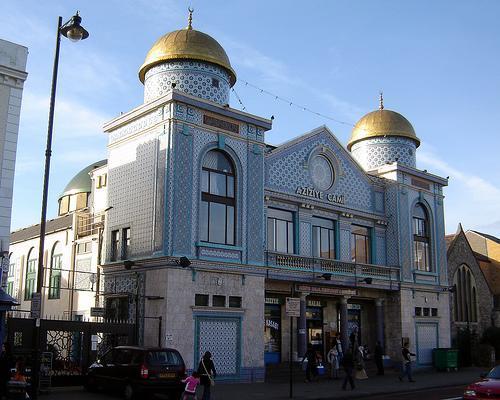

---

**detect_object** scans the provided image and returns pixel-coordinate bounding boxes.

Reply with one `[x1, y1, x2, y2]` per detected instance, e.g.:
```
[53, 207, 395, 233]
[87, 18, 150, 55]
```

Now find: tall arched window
[49, 242, 62, 299]
[200, 150, 236, 245]
[24, 248, 37, 301]
[453, 264, 478, 322]
[413, 203, 431, 271]
[7, 252, 15, 297]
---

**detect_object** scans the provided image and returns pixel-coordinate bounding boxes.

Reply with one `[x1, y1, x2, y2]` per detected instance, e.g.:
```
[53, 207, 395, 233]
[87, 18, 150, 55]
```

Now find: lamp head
[178, 256, 191, 268]
[61, 11, 89, 42]
[123, 260, 135, 270]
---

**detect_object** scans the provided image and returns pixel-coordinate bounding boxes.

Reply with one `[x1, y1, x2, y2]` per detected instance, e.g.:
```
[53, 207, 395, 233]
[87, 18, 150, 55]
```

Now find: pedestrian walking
[354, 345, 368, 380]
[302, 344, 318, 383]
[398, 343, 416, 382]
[341, 348, 355, 390]
[181, 371, 200, 400]
[374, 341, 384, 375]
[197, 351, 216, 400]
[336, 336, 344, 365]
[326, 339, 340, 379]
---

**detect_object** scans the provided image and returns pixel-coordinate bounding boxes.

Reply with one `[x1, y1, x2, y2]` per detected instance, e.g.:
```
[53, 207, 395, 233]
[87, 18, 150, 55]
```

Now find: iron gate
[6, 316, 136, 386]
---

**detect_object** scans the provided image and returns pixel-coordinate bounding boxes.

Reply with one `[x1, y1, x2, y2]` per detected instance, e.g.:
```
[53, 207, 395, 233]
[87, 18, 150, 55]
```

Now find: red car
[464, 366, 500, 399]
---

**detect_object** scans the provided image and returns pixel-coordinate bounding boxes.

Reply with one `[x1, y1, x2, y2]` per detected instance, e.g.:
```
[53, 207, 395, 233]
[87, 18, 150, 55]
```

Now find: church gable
[265, 126, 379, 214]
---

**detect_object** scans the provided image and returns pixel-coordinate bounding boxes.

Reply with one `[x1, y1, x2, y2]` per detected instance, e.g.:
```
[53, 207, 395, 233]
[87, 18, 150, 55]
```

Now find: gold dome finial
[187, 7, 194, 30]
[379, 91, 384, 110]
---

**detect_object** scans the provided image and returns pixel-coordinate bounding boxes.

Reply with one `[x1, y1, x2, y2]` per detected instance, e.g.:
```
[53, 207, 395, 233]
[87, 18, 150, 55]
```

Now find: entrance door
[195, 316, 241, 378]
[306, 307, 323, 358]
[416, 323, 438, 365]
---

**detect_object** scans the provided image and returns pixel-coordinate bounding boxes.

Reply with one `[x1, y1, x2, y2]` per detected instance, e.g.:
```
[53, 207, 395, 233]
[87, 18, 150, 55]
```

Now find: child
[181, 371, 200, 399]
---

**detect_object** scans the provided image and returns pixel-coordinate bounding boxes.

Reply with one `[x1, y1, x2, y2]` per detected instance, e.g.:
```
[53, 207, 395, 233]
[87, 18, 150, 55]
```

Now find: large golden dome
[138, 23, 236, 86]
[347, 107, 420, 150]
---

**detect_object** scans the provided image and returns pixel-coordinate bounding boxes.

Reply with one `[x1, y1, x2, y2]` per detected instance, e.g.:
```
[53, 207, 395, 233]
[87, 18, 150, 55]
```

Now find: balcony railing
[266, 251, 399, 282]
[76, 212, 105, 238]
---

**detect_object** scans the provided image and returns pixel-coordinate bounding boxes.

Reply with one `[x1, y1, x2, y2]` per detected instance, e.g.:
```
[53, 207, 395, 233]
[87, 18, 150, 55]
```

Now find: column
[376, 298, 385, 349]
[340, 296, 349, 351]
[297, 293, 308, 358]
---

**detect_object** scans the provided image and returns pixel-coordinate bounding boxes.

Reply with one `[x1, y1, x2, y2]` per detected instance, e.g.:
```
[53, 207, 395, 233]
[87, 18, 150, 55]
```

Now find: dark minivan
[85, 346, 186, 400]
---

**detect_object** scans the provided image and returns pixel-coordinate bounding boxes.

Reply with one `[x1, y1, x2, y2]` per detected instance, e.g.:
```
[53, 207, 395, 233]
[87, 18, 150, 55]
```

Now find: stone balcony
[266, 251, 400, 290]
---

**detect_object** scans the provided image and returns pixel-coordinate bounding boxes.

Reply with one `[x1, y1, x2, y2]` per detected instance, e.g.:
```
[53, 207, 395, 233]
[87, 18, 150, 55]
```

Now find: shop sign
[266, 319, 279, 330]
[295, 186, 345, 205]
[285, 297, 301, 317]
[307, 300, 322, 307]
[296, 284, 357, 297]
[348, 304, 361, 310]
[265, 297, 280, 305]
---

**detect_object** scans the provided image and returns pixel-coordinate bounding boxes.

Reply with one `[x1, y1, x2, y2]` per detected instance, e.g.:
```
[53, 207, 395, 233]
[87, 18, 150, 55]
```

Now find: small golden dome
[138, 27, 236, 86]
[347, 108, 420, 151]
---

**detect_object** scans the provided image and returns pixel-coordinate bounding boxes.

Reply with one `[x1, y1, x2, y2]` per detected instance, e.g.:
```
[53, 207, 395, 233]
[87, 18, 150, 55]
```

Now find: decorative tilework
[340, 228, 351, 261]
[299, 222, 311, 256]
[374, 191, 385, 213]
[266, 130, 373, 213]
[350, 137, 416, 170]
[144, 61, 230, 105]
[375, 232, 387, 266]
[246, 147, 265, 264]
[197, 317, 240, 376]
[172, 126, 194, 256]
[385, 184, 400, 267]
[199, 247, 241, 260]
[109, 108, 164, 144]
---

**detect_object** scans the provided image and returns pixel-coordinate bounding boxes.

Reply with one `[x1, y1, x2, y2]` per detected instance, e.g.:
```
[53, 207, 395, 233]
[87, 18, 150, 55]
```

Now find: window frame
[200, 150, 236, 246]
[312, 217, 335, 259]
[111, 230, 120, 261]
[24, 250, 37, 301]
[48, 252, 63, 300]
[350, 225, 371, 264]
[413, 203, 432, 272]
[267, 208, 295, 254]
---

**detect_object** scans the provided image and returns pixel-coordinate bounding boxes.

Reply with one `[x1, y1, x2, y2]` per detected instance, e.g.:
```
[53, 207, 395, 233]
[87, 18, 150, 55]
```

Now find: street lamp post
[31, 13, 89, 399]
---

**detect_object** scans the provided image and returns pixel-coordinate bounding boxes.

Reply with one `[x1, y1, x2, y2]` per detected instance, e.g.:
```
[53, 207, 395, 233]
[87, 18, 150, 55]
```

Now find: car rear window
[146, 351, 183, 366]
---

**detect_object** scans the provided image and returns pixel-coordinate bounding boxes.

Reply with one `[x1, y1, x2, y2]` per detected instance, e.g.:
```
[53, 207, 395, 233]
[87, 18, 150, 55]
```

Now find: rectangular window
[48, 254, 62, 299]
[6, 281, 13, 296]
[195, 294, 209, 306]
[351, 225, 371, 264]
[312, 217, 335, 259]
[431, 308, 438, 317]
[423, 307, 430, 317]
[59, 196, 69, 215]
[267, 209, 294, 254]
[122, 228, 131, 259]
[24, 258, 37, 300]
[212, 295, 226, 307]
[8, 263, 15, 278]
[105, 296, 129, 321]
[415, 307, 422, 316]
[229, 296, 242, 308]
[414, 241, 430, 272]
[96, 174, 107, 189]
[111, 230, 120, 261]
[77, 242, 92, 254]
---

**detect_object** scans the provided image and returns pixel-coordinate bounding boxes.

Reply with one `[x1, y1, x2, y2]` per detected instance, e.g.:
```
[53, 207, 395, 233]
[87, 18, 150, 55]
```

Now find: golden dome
[138, 26, 236, 86]
[347, 108, 420, 150]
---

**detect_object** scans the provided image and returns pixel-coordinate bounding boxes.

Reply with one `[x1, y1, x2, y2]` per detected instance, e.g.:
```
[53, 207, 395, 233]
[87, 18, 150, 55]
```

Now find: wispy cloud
[419, 146, 500, 235]
[21, 92, 112, 139]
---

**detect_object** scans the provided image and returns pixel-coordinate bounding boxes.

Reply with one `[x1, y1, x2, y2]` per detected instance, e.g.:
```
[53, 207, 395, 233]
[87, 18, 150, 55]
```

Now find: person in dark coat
[374, 341, 384, 375]
[302, 344, 318, 383]
[341, 348, 355, 390]
[0, 343, 14, 398]
[197, 351, 217, 400]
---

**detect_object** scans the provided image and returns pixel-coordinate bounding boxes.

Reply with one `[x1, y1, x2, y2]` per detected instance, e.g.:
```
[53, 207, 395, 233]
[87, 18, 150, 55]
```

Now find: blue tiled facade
[102, 21, 451, 383]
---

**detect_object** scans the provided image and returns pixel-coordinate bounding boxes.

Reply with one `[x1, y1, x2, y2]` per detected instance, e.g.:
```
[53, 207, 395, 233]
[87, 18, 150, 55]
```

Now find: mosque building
[9, 11, 451, 382]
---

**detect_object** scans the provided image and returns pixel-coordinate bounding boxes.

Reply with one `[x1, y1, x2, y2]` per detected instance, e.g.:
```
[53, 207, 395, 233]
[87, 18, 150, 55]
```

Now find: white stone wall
[144, 267, 264, 371]
[0, 39, 27, 253]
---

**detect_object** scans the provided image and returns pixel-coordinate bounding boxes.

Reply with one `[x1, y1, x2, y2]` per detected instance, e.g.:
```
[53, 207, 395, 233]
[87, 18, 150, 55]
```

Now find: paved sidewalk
[211, 367, 481, 400]
[42, 367, 483, 400]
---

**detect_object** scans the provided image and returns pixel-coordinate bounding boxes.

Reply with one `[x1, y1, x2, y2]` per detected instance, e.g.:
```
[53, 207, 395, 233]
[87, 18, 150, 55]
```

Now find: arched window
[6, 252, 15, 296]
[49, 242, 62, 299]
[24, 248, 37, 300]
[200, 150, 236, 245]
[453, 264, 478, 322]
[413, 203, 431, 271]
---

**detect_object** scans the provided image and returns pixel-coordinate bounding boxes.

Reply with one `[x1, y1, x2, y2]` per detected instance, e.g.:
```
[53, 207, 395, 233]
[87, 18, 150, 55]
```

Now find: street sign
[30, 293, 41, 319]
[90, 307, 105, 317]
[285, 297, 300, 317]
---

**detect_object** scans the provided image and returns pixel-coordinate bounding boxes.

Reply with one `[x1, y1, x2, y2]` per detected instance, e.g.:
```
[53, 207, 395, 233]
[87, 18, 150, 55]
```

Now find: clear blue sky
[1, 0, 499, 236]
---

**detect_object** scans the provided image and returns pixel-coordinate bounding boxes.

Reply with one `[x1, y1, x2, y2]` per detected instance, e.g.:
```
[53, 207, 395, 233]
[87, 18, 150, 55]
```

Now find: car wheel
[124, 383, 136, 400]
